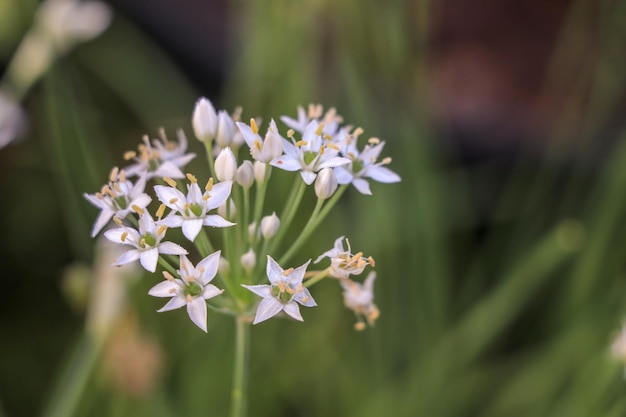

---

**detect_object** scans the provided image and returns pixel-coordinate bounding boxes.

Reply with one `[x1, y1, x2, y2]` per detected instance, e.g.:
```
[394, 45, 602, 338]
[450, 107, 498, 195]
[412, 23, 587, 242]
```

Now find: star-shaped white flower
[84, 168, 151, 237]
[335, 138, 401, 195]
[242, 256, 316, 324]
[148, 252, 224, 332]
[270, 120, 350, 185]
[104, 212, 187, 272]
[236, 118, 283, 163]
[280, 104, 344, 135]
[123, 129, 196, 180]
[341, 272, 379, 330]
[314, 236, 374, 279]
[154, 176, 235, 241]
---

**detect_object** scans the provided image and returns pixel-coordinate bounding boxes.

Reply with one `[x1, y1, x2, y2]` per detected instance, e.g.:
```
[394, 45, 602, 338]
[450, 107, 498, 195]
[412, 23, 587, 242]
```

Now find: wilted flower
[341, 272, 379, 330]
[315, 236, 374, 279]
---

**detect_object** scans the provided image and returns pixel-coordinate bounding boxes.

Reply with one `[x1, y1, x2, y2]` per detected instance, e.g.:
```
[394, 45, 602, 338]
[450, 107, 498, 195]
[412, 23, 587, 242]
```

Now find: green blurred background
[2, 0, 626, 416]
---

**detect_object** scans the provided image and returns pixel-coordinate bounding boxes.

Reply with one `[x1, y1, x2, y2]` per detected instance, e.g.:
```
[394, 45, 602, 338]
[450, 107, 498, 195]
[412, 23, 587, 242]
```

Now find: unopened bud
[236, 160, 254, 188]
[254, 161, 267, 185]
[192, 97, 218, 142]
[215, 110, 235, 148]
[217, 198, 236, 220]
[314, 168, 338, 199]
[214, 147, 237, 181]
[240, 248, 256, 273]
[261, 212, 280, 239]
[218, 256, 230, 275]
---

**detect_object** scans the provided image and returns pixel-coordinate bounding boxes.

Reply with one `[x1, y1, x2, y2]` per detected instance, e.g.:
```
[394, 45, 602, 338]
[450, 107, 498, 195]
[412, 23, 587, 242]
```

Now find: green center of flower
[139, 232, 157, 248]
[183, 281, 203, 297]
[113, 196, 128, 210]
[148, 159, 160, 172]
[271, 284, 294, 303]
[351, 159, 364, 174]
[303, 151, 318, 166]
[189, 203, 203, 217]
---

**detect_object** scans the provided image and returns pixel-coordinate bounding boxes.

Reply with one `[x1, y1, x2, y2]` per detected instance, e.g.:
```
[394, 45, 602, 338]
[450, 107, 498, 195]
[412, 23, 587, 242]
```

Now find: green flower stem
[279, 197, 324, 265]
[158, 256, 178, 276]
[268, 177, 307, 255]
[196, 229, 215, 258]
[242, 187, 251, 245]
[252, 166, 272, 228]
[279, 185, 348, 265]
[230, 316, 250, 417]
[203, 141, 216, 177]
[304, 268, 330, 288]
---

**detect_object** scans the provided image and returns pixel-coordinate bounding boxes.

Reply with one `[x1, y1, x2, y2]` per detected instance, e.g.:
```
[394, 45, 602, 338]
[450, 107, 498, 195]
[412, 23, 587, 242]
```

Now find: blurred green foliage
[1, 0, 626, 416]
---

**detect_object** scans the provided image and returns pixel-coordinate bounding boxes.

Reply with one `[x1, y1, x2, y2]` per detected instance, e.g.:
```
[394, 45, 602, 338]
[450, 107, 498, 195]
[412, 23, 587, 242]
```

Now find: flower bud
[263, 121, 284, 161]
[254, 161, 267, 185]
[218, 256, 230, 275]
[215, 110, 235, 148]
[215, 147, 237, 182]
[314, 168, 338, 199]
[217, 198, 236, 220]
[240, 248, 256, 273]
[237, 160, 254, 188]
[261, 212, 280, 239]
[192, 97, 218, 142]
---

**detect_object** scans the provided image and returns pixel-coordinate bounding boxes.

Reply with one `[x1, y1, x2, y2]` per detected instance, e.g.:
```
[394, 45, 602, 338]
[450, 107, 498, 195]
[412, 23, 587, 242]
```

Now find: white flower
[341, 272, 379, 330]
[214, 147, 237, 181]
[270, 120, 350, 185]
[84, 168, 151, 237]
[37, 0, 112, 52]
[154, 176, 235, 241]
[104, 212, 187, 273]
[314, 167, 338, 199]
[242, 256, 316, 324]
[215, 110, 236, 149]
[148, 252, 223, 332]
[260, 212, 280, 239]
[123, 130, 196, 180]
[335, 137, 401, 195]
[236, 160, 254, 188]
[237, 119, 283, 163]
[240, 248, 256, 273]
[280, 104, 343, 135]
[192, 97, 218, 142]
[314, 236, 374, 279]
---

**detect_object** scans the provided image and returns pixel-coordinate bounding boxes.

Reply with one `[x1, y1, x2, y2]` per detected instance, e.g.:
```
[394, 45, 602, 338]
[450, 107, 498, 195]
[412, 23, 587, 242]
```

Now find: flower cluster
[85, 98, 398, 331]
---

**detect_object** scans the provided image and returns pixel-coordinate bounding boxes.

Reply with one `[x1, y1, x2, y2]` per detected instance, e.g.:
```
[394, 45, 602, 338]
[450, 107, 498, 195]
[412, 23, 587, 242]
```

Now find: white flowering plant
[84, 98, 400, 417]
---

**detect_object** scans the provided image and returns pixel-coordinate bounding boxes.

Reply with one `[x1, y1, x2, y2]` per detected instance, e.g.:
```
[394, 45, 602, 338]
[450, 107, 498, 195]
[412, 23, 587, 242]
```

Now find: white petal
[154, 185, 186, 209]
[182, 219, 204, 241]
[318, 156, 351, 169]
[236, 122, 259, 149]
[187, 296, 208, 332]
[202, 284, 223, 300]
[158, 242, 188, 255]
[202, 215, 235, 228]
[290, 259, 311, 282]
[104, 227, 138, 245]
[91, 209, 114, 237]
[295, 287, 317, 307]
[158, 214, 184, 228]
[84, 193, 108, 210]
[113, 249, 140, 266]
[282, 302, 303, 321]
[367, 166, 401, 183]
[129, 193, 152, 211]
[197, 251, 221, 284]
[334, 167, 354, 185]
[149, 280, 181, 297]
[157, 294, 187, 312]
[270, 156, 301, 172]
[353, 178, 372, 195]
[205, 181, 233, 209]
[139, 248, 159, 272]
[154, 161, 185, 179]
[253, 297, 284, 324]
[242, 284, 272, 298]
[265, 256, 283, 284]
[300, 170, 317, 185]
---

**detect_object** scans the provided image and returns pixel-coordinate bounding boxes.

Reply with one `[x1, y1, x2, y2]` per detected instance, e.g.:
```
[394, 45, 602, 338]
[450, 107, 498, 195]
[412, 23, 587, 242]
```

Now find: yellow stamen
[109, 167, 119, 182]
[295, 140, 307, 147]
[368, 256, 375, 267]
[163, 271, 175, 281]
[278, 282, 287, 292]
[282, 268, 294, 276]
[326, 142, 339, 151]
[158, 127, 168, 143]
[131, 204, 145, 215]
[119, 170, 126, 182]
[157, 225, 167, 235]
[156, 204, 166, 219]
[123, 151, 136, 160]
[250, 118, 259, 135]
[169, 288, 177, 294]
[253, 139, 262, 151]
[232, 106, 242, 122]
[121, 231, 128, 242]
[205, 178, 214, 191]
[382, 157, 392, 165]
[113, 182, 122, 193]
[186, 173, 197, 183]
[139, 238, 146, 246]
[355, 322, 366, 331]
[198, 266, 205, 273]
[186, 295, 193, 303]
[319, 145, 325, 155]
[287, 129, 295, 138]
[323, 134, 332, 141]
[368, 137, 380, 145]
[113, 216, 123, 226]
[352, 127, 364, 137]
[202, 194, 211, 201]
[169, 198, 178, 205]
[163, 177, 177, 187]
[315, 123, 325, 136]
[95, 192, 104, 200]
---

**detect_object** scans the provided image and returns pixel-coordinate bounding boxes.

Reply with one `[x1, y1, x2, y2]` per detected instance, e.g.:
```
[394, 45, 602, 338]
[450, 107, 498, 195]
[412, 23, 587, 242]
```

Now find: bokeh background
[2, 0, 626, 416]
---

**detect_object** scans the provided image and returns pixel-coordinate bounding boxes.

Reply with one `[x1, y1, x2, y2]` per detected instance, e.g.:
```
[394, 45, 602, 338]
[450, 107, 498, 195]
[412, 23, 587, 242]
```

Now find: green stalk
[203, 141, 216, 177]
[230, 316, 250, 417]
[268, 178, 307, 255]
[158, 256, 178, 276]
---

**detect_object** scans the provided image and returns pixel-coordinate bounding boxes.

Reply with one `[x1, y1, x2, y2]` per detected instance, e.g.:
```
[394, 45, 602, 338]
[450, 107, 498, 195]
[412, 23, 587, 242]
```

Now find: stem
[203, 141, 216, 177]
[158, 256, 178, 276]
[231, 316, 250, 417]
[304, 268, 329, 288]
[268, 178, 307, 255]
[196, 229, 215, 258]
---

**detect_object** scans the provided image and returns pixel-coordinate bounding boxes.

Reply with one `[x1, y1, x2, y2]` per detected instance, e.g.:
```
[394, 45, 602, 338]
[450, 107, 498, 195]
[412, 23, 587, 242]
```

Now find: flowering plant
[85, 98, 400, 416]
